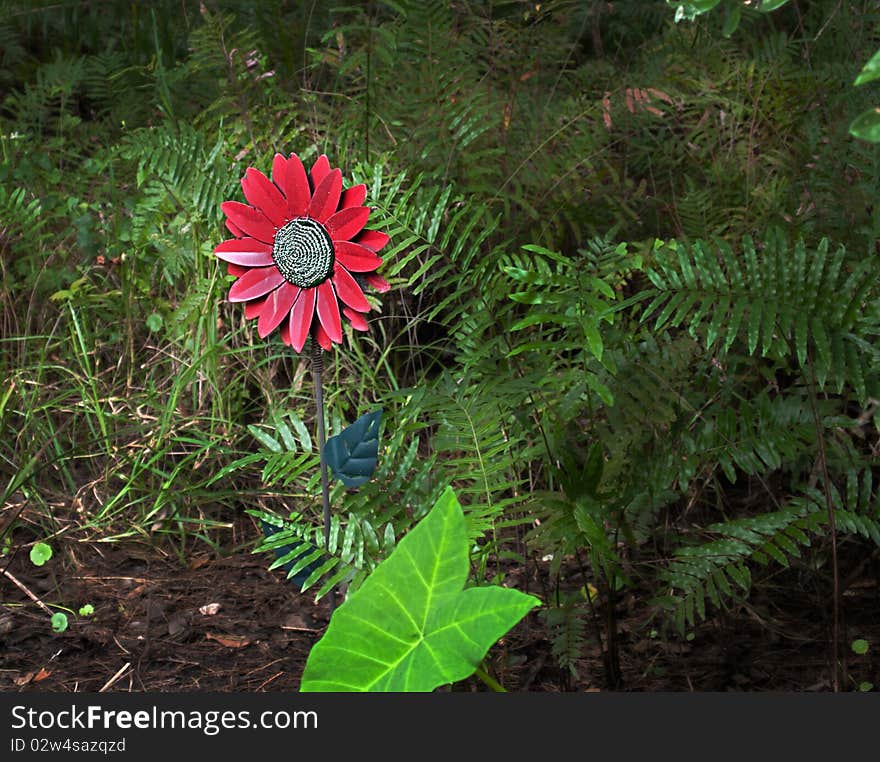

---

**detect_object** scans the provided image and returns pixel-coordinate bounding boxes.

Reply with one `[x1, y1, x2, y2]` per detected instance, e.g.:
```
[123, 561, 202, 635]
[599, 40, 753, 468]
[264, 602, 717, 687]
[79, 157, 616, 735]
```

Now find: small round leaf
[30, 542, 53, 567]
[146, 312, 163, 332]
[51, 612, 69, 633]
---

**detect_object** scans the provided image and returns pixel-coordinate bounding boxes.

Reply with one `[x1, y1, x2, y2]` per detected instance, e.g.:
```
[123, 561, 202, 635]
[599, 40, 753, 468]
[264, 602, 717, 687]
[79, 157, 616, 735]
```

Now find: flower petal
[356, 229, 390, 252]
[221, 201, 276, 244]
[343, 307, 369, 331]
[274, 153, 311, 217]
[242, 168, 288, 227]
[227, 263, 248, 277]
[316, 280, 343, 343]
[228, 266, 285, 302]
[226, 219, 245, 237]
[366, 273, 391, 293]
[331, 264, 370, 312]
[310, 154, 331, 190]
[245, 296, 267, 319]
[279, 317, 292, 345]
[290, 286, 317, 353]
[214, 237, 274, 266]
[258, 282, 301, 338]
[325, 206, 370, 240]
[340, 183, 367, 209]
[334, 241, 383, 272]
[309, 168, 342, 222]
[314, 322, 333, 350]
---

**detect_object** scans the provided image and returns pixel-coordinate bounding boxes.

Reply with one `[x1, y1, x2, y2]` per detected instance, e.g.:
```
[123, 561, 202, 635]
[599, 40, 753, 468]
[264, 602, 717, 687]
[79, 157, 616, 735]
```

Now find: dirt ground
[2, 523, 878, 693]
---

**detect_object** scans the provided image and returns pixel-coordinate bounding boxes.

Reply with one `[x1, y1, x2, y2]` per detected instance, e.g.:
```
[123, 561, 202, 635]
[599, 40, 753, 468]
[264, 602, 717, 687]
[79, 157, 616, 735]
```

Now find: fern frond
[541, 593, 588, 678]
[642, 232, 880, 400]
[657, 467, 880, 633]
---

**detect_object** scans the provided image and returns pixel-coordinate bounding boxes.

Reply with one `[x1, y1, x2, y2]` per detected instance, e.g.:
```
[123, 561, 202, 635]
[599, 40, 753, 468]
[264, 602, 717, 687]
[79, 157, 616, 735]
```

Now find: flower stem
[311, 339, 335, 615]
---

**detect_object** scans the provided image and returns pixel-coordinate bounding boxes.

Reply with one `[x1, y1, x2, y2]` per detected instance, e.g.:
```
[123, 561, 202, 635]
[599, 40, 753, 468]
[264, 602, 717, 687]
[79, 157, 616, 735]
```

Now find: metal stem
[311, 339, 335, 615]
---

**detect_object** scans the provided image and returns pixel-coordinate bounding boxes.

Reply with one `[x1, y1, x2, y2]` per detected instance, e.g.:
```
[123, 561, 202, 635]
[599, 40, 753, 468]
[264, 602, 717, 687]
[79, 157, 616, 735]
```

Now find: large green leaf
[300, 487, 540, 692]
[850, 108, 880, 143]
[855, 47, 880, 87]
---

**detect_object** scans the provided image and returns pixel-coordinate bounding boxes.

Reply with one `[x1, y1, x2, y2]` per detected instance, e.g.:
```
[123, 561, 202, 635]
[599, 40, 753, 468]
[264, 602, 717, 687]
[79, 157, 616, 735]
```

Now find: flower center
[272, 218, 335, 288]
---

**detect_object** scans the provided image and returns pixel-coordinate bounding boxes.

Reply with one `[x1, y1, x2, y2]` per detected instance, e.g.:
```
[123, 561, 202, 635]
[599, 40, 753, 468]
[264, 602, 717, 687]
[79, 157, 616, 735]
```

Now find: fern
[396, 370, 535, 547]
[641, 231, 880, 400]
[655, 467, 880, 634]
[541, 593, 589, 679]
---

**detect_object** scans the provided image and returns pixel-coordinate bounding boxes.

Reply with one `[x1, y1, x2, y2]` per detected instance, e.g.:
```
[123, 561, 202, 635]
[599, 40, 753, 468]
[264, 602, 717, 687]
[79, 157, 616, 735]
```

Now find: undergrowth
[1, 0, 878, 690]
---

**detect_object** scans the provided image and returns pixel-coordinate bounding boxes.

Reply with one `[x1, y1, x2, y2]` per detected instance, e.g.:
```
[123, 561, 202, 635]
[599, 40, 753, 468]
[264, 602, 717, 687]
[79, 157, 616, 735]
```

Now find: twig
[2, 568, 54, 617]
[100, 662, 131, 692]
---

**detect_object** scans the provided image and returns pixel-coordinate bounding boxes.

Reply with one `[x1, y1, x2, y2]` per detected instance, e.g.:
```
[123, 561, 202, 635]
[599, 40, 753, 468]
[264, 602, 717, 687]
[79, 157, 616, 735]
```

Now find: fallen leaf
[13, 672, 34, 686]
[167, 612, 190, 637]
[199, 603, 222, 616]
[35, 668, 52, 682]
[205, 632, 252, 648]
[281, 612, 319, 632]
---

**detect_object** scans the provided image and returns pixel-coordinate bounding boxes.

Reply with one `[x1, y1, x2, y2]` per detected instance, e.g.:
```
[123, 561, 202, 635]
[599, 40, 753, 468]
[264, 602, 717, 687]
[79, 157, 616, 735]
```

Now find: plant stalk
[806, 354, 840, 692]
[311, 340, 335, 615]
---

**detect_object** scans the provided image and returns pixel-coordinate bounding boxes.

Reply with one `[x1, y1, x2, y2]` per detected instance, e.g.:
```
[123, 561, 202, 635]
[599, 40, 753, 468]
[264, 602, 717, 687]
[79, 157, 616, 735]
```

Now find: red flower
[215, 153, 390, 352]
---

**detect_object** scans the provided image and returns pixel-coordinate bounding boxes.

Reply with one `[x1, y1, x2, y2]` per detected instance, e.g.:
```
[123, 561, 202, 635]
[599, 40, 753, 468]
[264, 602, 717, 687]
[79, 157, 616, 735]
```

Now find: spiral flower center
[272, 218, 335, 288]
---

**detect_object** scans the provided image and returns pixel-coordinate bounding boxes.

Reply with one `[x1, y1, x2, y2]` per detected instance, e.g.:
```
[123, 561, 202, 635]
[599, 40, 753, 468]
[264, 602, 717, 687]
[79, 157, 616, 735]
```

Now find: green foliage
[642, 232, 879, 398]
[540, 594, 588, 679]
[300, 487, 540, 691]
[851, 46, 880, 142]
[3, 0, 880, 689]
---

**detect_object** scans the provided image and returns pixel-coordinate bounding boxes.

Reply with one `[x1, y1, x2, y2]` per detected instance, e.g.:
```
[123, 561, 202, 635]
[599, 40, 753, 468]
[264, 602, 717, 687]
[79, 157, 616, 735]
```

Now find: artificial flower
[215, 153, 390, 351]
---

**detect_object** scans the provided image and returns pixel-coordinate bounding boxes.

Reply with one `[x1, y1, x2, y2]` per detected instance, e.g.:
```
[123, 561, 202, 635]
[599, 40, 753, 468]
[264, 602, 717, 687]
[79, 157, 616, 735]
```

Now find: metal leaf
[323, 408, 382, 487]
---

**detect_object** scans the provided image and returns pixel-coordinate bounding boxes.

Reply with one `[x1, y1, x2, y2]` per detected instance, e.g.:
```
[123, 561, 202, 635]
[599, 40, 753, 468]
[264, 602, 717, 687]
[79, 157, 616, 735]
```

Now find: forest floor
[2, 516, 878, 693]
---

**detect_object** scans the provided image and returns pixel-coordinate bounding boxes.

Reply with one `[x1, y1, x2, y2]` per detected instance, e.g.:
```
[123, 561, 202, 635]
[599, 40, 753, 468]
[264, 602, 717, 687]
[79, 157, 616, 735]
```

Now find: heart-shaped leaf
[300, 486, 540, 691]
[323, 408, 382, 487]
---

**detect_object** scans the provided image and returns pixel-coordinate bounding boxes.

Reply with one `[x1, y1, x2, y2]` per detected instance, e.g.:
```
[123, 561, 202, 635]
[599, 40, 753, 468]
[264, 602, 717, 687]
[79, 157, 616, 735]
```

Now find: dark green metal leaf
[323, 409, 382, 487]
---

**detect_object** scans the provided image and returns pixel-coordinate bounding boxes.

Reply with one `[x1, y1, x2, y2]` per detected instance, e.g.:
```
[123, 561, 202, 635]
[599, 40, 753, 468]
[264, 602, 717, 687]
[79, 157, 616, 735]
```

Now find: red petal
[366, 273, 391, 293]
[343, 307, 369, 331]
[279, 318, 292, 345]
[274, 153, 311, 217]
[290, 287, 317, 353]
[214, 237, 274, 266]
[227, 263, 248, 277]
[309, 168, 342, 223]
[228, 267, 285, 302]
[314, 322, 332, 351]
[242, 168, 288, 227]
[356, 229, 390, 252]
[340, 183, 367, 209]
[221, 201, 276, 244]
[331, 265, 370, 312]
[245, 296, 267, 319]
[258, 282, 301, 338]
[316, 280, 342, 343]
[226, 219, 244, 237]
[310, 154, 331, 190]
[334, 241, 383, 272]
[325, 206, 370, 240]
